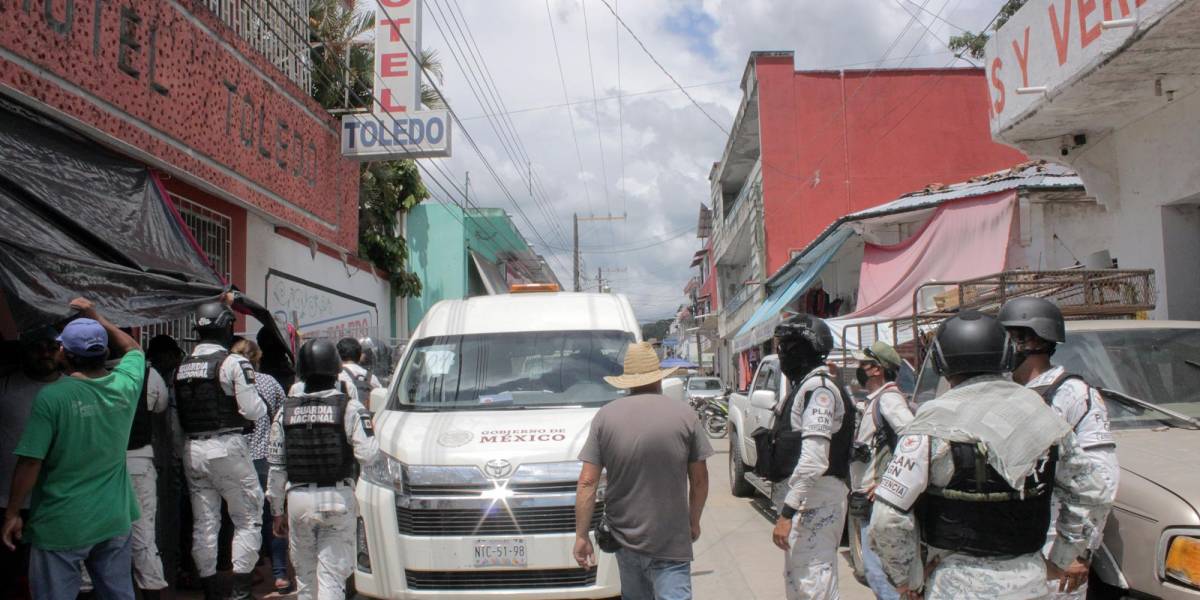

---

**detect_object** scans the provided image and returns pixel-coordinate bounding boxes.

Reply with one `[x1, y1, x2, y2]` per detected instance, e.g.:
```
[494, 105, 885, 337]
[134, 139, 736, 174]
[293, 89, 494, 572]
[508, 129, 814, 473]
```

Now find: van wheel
[846, 514, 867, 585]
[728, 431, 755, 498]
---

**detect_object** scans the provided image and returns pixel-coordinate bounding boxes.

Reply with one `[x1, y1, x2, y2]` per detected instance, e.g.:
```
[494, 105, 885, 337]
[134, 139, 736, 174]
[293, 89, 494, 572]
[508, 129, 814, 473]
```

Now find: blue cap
[57, 318, 108, 357]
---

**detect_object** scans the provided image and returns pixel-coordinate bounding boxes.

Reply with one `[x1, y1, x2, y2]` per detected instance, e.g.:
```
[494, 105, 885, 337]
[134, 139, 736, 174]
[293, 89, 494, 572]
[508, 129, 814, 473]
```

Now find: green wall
[405, 204, 536, 333]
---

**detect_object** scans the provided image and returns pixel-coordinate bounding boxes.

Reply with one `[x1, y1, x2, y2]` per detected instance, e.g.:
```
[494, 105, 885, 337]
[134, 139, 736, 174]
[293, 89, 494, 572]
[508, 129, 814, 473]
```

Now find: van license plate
[473, 539, 528, 567]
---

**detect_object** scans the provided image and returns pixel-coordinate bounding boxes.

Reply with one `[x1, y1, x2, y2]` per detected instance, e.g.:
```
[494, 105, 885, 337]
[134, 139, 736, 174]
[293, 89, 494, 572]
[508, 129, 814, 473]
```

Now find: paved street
[693, 437, 873, 600]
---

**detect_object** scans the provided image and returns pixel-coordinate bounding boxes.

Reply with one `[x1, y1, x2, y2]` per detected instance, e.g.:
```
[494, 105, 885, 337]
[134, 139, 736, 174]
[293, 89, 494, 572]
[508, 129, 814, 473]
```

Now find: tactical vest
[175, 350, 244, 434]
[918, 442, 1058, 557]
[342, 366, 373, 401]
[283, 392, 356, 486]
[871, 387, 902, 456]
[127, 366, 153, 450]
[1033, 373, 1091, 428]
[760, 374, 855, 482]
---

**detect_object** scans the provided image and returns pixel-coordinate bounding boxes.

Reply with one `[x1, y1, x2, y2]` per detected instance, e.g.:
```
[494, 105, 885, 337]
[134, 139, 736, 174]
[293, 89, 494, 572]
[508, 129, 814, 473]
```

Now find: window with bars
[139, 196, 233, 350]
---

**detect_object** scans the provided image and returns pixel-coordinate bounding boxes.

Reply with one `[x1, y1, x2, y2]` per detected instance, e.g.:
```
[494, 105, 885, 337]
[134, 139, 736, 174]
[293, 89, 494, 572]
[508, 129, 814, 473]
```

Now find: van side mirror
[369, 387, 389, 413]
[750, 389, 777, 410]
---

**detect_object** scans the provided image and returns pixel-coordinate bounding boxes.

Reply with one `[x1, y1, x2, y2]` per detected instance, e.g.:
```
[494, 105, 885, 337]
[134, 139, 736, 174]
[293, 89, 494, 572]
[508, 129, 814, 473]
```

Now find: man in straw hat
[573, 341, 713, 600]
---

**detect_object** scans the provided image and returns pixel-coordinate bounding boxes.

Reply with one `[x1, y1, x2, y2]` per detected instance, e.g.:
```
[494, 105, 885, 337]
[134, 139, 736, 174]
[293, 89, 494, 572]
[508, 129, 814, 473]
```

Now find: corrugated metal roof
[847, 161, 1081, 220]
[767, 162, 1083, 286]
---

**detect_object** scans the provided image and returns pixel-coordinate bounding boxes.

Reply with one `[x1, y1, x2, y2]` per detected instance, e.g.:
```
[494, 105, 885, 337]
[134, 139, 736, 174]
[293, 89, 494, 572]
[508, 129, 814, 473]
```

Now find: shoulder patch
[874, 434, 929, 512]
[240, 363, 256, 384]
[359, 412, 375, 437]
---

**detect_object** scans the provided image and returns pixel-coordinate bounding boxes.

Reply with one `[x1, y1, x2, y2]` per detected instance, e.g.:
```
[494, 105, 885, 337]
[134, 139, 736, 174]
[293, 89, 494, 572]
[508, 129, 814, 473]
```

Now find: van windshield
[389, 330, 633, 411]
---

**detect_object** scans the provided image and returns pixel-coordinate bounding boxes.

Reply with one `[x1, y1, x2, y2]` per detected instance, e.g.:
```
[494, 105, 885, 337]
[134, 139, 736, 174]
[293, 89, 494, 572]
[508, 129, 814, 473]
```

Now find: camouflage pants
[182, 434, 263, 577]
[287, 485, 356, 600]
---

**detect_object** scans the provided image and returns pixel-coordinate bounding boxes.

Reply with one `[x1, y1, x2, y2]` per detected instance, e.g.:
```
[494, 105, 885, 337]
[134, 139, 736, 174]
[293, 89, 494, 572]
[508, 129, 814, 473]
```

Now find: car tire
[728, 430, 755, 498]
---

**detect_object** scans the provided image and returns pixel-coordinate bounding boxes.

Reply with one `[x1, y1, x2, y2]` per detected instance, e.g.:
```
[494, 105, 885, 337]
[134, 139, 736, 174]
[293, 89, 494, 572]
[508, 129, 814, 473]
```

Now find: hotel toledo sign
[341, 0, 452, 159]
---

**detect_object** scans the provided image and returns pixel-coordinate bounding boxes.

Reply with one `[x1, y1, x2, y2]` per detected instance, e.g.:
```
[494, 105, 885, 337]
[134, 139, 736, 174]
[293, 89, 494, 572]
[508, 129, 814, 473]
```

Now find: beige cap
[852, 340, 904, 371]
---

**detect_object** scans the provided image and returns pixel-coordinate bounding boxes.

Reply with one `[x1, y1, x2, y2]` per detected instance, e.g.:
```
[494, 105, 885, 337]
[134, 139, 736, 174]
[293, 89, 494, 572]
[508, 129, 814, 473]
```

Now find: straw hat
[604, 342, 680, 389]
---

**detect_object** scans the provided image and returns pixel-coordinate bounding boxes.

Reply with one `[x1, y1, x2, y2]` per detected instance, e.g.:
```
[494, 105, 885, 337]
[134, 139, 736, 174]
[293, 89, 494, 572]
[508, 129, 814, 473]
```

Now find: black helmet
[194, 302, 235, 332]
[931, 311, 1014, 377]
[998, 297, 1065, 344]
[297, 339, 341, 380]
[774, 314, 834, 357]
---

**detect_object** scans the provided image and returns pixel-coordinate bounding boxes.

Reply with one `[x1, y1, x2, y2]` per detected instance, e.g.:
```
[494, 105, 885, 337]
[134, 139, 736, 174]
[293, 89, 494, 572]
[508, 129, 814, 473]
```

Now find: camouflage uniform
[868, 376, 1114, 600]
[1028, 367, 1120, 600]
[772, 366, 849, 600]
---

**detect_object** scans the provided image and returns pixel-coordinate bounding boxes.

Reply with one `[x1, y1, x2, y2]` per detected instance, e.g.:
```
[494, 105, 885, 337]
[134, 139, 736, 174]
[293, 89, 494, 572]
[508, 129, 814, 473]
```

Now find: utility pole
[573, 213, 627, 293]
[573, 214, 580, 292]
[597, 267, 603, 293]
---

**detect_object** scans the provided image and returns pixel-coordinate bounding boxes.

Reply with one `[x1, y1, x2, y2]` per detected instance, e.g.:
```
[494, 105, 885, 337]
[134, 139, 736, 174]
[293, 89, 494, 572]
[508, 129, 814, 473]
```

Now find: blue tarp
[731, 228, 853, 353]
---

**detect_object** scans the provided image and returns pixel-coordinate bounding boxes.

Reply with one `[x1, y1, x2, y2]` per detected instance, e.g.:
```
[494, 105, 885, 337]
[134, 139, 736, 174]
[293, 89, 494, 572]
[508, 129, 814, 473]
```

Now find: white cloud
[411, 0, 1007, 321]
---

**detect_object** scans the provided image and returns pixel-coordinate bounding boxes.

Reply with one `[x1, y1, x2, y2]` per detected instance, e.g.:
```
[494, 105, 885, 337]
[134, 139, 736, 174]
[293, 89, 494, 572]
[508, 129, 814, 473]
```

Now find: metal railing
[202, 0, 312, 92]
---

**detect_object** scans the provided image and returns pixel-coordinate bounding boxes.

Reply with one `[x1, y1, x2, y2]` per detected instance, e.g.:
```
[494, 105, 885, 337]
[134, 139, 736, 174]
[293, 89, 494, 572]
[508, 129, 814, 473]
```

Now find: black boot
[200, 575, 222, 600]
[227, 572, 255, 600]
[139, 590, 162, 600]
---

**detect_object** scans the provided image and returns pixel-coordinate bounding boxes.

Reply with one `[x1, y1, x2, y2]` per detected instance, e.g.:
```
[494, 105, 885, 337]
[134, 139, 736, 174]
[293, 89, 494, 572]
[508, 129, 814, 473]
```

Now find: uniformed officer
[768, 314, 855, 599]
[175, 300, 267, 600]
[850, 341, 913, 600]
[335, 337, 381, 403]
[868, 311, 1113, 600]
[1000, 297, 1119, 598]
[268, 339, 379, 600]
[126, 358, 170, 599]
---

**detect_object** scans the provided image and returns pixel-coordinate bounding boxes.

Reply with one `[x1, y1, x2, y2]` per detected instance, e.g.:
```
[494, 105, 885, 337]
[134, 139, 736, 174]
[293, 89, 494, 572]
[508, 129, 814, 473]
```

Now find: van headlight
[1166, 535, 1200, 588]
[362, 454, 405, 494]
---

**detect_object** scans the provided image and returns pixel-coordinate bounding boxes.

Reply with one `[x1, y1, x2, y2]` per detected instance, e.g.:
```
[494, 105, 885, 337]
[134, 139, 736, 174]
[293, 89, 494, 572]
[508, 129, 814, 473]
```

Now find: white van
[353, 291, 640, 599]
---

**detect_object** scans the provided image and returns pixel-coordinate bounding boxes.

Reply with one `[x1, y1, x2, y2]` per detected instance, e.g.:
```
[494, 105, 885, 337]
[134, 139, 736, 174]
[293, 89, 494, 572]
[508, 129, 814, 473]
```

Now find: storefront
[985, 0, 1200, 319]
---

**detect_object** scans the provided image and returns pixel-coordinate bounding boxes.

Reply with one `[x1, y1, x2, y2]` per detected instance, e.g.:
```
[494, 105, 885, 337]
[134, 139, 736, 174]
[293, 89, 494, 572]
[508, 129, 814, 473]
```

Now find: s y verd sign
[341, 0, 452, 160]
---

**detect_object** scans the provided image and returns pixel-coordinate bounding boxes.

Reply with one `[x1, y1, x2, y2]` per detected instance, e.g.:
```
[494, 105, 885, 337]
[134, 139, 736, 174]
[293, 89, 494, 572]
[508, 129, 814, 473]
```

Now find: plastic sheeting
[848, 192, 1017, 320]
[0, 98, 255, 338]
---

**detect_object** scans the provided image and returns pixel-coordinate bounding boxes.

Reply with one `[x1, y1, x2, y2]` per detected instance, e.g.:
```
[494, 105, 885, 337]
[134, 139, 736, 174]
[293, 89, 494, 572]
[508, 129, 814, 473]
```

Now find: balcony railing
[203, 0, 312, 92]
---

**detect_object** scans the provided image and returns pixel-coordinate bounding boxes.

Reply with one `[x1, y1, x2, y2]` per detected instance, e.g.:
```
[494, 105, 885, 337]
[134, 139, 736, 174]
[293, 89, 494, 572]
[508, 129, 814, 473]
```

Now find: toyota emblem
[484, 459, 513, 479]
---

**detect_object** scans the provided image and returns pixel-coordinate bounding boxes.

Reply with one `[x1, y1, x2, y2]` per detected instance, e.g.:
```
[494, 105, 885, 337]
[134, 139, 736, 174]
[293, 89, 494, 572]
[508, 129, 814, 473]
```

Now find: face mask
[855, 367, 870, 387]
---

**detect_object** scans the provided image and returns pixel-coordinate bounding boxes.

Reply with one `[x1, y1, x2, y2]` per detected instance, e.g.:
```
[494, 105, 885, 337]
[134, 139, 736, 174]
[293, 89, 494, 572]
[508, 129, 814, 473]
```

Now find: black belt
[187, 429, 241, 440]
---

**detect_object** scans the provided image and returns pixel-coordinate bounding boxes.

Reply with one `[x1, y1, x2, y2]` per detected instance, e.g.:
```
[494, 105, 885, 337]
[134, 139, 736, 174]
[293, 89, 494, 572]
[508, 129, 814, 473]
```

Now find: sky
[399, 0, 1009, 322]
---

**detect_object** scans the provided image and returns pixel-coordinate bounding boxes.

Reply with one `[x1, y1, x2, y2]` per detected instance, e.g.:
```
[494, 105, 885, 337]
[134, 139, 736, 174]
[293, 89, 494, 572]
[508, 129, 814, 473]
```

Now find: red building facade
[709, 51, 1026, 384]
[0, 1, 402, 341]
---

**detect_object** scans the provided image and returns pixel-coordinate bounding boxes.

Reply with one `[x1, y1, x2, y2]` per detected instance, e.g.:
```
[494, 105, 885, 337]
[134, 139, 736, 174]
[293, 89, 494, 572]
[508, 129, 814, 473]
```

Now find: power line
[427, 0, 574, 251]
[544, 0, 594, 216]
[580, 0, 614, 243]
[594, 0, 730, 136]
[898, 0, 968, 32]
[614, 0, 627, 246]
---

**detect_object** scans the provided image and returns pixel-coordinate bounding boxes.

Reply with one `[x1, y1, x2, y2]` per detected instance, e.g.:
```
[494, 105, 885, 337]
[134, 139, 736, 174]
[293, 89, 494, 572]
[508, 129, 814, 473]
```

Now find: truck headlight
[1166, 536, 1200, 587]
[362, 454, 405, 494]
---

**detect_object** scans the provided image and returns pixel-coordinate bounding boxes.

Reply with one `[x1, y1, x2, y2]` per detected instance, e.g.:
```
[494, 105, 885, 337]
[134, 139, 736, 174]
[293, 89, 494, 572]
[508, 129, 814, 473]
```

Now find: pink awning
[849, 191, 1017, 319]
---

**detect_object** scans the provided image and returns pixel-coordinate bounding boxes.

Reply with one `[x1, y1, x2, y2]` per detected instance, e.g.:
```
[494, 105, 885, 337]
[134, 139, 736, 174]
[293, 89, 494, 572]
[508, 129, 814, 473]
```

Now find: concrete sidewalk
[692, 436, 873, 599]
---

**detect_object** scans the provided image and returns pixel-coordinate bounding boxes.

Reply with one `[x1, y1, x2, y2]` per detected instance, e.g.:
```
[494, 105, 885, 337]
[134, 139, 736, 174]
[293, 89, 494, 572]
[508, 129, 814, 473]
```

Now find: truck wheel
[728, 431, 755, 498]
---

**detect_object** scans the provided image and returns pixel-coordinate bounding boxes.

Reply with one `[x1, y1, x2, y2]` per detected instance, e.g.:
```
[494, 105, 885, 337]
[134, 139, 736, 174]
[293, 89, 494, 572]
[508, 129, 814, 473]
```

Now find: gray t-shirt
[578, 393, 714, 561]
[1, 372, 58, 510]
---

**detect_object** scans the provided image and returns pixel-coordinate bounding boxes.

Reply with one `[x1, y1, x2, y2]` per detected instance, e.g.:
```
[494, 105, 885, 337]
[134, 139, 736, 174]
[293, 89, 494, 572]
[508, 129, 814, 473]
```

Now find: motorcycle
[700, 396, 729, 439]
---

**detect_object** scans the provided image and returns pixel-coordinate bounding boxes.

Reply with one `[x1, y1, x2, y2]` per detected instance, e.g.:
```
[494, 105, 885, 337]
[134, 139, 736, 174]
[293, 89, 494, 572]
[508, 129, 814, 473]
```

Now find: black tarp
[0, 98, 291, 360]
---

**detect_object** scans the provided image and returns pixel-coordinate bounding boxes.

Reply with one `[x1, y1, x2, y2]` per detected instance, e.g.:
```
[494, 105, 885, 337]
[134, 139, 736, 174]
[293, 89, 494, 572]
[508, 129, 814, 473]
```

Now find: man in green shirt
[2, 298, 144, 600]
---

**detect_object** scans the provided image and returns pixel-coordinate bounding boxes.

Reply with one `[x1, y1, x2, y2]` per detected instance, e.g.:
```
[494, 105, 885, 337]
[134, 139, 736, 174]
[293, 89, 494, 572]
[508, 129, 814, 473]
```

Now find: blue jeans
[861, 522, 899, 600]
[615, 547, 692, 600]
[254, 458, 289, 580]
[29, 533, 134, 600]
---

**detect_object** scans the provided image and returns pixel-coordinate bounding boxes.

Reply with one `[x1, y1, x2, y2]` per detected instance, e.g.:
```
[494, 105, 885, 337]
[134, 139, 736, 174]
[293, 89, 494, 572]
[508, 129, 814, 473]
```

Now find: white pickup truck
[726, 354, 790, 499]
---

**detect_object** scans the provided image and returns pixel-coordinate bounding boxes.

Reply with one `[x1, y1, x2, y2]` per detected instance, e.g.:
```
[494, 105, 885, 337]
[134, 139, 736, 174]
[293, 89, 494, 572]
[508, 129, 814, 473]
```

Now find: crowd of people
[575, 297, 1118, 600]
[0, 295, 387, 600]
